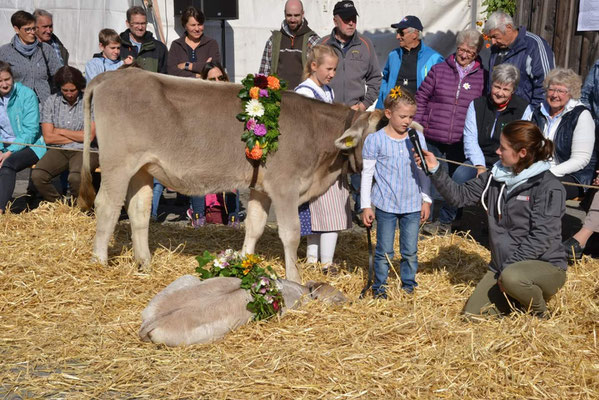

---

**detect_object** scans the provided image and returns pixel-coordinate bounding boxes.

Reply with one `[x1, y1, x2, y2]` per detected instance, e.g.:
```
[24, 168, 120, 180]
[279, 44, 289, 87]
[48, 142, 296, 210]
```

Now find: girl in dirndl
[295, 44, 352, 273]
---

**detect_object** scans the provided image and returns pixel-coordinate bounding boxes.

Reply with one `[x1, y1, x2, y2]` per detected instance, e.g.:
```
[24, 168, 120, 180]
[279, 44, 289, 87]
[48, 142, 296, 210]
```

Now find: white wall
[0, 0, 484, 82]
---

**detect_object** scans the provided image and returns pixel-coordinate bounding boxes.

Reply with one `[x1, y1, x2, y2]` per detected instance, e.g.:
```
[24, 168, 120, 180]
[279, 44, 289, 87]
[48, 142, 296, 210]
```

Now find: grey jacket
[431, 167, 567, 273]
[318, 29, 381, 108]
[0, 36, 62, 103]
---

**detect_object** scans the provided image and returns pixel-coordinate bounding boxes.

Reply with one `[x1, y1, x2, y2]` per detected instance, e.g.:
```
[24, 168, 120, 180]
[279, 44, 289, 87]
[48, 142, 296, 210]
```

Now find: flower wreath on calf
[195, 249, 285, 321]
[236, 74, 287, 163]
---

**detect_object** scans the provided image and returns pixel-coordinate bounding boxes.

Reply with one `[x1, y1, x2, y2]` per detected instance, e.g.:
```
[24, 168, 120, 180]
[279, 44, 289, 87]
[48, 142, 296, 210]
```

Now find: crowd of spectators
[0, 1, 598, 308]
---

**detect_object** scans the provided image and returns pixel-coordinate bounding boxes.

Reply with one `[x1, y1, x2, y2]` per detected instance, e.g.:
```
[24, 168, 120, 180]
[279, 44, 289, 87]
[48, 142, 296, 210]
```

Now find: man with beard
[259, 0, 320, 89]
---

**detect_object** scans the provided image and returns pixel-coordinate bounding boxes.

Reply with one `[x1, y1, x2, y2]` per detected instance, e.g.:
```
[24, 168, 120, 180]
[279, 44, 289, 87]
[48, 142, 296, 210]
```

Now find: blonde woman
[523, 68, 597, 199]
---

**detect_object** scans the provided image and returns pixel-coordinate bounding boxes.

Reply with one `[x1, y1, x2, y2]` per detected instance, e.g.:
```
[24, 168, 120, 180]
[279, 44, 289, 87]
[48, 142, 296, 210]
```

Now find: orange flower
[243, 268, 250, 275]
[245, 142, 263, 160]
[249, 86, 260, 99]
[267, 76, 280, 90]
[486, 43, 491, 48]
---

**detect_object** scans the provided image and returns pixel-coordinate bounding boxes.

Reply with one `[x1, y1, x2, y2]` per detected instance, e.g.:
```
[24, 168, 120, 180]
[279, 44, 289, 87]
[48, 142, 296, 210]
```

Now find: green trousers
[464, 260, 567, 317]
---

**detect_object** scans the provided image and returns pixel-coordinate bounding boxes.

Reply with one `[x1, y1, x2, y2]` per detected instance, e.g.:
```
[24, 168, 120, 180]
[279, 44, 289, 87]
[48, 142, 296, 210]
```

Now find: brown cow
[139, 275, 348, 346]
[79, 68, 384, 282]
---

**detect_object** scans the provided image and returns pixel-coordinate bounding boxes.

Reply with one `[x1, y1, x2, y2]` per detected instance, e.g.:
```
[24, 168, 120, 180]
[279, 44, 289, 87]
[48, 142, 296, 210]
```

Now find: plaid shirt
[259, 20, 320, 76]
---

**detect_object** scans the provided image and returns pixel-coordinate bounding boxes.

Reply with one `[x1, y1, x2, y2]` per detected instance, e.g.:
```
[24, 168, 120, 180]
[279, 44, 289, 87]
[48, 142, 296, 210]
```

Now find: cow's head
[334, 109, 385, 173]
[305, 281, 348, 305]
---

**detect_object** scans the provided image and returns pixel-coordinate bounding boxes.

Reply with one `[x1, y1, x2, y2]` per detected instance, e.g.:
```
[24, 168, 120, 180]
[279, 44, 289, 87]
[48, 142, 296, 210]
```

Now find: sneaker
[563, 237, 583, 262]
[228, 216, 241, 229]
[422, 221, 451, 235]
[186, 208, 205, 228]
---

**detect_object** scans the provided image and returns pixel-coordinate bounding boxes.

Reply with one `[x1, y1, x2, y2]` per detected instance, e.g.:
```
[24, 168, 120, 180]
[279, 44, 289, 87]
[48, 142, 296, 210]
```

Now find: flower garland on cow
[236, 74, 287, 163]
[195, 249, 285, 320]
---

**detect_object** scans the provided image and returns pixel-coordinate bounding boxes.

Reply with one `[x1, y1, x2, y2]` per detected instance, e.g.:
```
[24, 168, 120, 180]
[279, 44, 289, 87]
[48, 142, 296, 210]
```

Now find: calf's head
[334, 109, 385, 173]
[305, 281, 348, 305]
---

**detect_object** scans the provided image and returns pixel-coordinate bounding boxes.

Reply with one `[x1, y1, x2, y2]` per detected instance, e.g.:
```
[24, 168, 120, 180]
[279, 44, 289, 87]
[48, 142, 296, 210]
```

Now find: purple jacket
[415, 54, 485, 144]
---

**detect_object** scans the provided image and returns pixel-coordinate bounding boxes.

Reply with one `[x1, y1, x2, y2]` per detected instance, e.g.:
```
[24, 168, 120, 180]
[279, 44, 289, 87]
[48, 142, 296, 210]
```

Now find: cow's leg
[242, 189, 271, 255]
[125, 169, 154, 271]
[93, 180, 129, 265]
[271, 192, 301, 283]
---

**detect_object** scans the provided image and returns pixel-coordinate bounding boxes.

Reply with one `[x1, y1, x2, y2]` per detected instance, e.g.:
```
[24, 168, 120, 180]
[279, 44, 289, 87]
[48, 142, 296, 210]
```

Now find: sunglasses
[21, 27, 36, 33]
[208, 76, 227, 81]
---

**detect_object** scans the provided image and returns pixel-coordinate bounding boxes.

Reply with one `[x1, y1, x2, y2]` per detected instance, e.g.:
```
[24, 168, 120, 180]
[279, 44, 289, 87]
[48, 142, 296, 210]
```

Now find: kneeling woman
[32, 66, 99, 202]
[418, 121, 567, 317]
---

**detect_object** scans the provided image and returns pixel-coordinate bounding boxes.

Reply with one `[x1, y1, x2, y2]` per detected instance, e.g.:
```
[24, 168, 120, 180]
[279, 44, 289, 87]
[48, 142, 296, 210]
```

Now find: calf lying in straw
[139, 275, 347, 346]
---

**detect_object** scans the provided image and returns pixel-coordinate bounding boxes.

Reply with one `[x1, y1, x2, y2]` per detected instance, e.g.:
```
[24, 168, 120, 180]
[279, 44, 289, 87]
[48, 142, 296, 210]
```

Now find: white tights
[306, 232, 339, 265]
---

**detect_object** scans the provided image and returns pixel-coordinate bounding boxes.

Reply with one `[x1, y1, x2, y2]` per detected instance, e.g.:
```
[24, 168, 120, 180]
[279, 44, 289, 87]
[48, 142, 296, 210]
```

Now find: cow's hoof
[138, 263, 152, 274]
[91, 254, 107, 265]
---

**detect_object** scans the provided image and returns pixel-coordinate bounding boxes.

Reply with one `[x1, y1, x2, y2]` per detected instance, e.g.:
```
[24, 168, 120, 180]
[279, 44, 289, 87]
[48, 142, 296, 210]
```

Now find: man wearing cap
[318, 0, 381, 111]
[259, 0, 319, 89]
[376, 15, 443, 109]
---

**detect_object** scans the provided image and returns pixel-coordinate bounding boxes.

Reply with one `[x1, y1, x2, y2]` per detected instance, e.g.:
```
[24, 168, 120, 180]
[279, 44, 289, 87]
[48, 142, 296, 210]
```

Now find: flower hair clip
[389, 86, 403, 99]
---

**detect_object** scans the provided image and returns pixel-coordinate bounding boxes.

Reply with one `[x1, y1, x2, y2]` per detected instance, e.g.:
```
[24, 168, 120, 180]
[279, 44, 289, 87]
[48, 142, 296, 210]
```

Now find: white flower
[213, 258, 225, 269]
[463, 82, 471, 90]
[245, 99, 264, 117]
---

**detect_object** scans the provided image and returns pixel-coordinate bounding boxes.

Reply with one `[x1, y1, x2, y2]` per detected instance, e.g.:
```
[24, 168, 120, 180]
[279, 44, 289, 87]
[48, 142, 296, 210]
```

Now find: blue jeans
[225, 191, 240, 221]
[151, 178, 165, 218]
[190, 195, 205, 217]
[438, 161, 477, 224]
[373, 208, 421, 295]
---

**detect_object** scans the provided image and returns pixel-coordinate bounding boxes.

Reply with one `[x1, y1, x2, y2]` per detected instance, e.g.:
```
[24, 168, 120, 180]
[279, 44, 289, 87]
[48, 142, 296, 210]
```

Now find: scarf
[12, 34, 40, 58]
[491, 160, 551, 194]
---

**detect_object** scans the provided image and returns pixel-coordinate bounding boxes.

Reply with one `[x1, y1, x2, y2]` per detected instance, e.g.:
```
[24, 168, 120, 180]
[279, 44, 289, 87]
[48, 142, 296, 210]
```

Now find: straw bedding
[1, 202, 598, 399]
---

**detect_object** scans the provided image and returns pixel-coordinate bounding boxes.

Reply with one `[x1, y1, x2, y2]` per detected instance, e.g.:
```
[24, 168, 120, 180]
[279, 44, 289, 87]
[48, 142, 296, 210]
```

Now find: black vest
[530, 105, 597, 186]
[473, 94, 528, 166]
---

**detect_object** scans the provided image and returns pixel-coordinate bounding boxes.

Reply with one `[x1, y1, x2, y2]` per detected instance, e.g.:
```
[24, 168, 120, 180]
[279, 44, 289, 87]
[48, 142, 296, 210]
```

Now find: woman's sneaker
[186, 208, 205, 228]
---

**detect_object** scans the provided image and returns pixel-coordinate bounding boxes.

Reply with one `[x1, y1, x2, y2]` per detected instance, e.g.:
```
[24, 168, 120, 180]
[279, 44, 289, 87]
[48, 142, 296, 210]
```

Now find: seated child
[85, 28, 133, 84]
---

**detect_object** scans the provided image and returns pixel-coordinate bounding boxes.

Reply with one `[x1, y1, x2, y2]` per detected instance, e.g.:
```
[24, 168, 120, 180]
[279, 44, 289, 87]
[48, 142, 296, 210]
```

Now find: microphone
[408, 128, 431, 176]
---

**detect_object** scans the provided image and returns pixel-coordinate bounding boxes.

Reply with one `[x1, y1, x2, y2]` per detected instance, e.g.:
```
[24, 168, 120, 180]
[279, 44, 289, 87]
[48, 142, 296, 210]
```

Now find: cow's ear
[335, 110, 385, 150]
[335, 127, 362, 150]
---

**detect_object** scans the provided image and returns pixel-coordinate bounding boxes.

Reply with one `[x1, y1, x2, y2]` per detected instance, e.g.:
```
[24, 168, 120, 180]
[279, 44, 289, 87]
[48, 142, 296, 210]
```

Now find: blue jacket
[376, 43, 443, 109]
[581, 58, 599, 127]
[488, 26, 554, 107]
[1, 82, 45, 159]
[85, 54, 124, 84]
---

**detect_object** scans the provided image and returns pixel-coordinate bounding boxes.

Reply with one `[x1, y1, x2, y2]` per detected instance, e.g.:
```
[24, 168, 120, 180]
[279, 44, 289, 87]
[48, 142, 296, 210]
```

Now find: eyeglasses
[457, 47, 477, 57]
[21, 27, 36, 33]
[396, 29, 406, 36]
[208, 76, 227, 81]
[547, 87, 569, 95]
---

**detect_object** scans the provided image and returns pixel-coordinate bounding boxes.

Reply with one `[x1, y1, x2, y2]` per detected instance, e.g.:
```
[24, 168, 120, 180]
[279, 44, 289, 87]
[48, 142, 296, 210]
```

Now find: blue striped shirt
[362, 128, 431, 214]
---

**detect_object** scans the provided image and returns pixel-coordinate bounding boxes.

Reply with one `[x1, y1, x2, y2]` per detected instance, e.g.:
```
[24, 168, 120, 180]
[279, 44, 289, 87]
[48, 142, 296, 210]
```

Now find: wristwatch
[184, 62, 191, 71]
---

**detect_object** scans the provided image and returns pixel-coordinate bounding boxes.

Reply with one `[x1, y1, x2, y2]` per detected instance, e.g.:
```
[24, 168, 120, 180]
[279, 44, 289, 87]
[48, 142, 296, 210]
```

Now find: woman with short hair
[418, 121, 567, 318]
[167, 6, 220, 77]
[31, 66, 99, 202]
[0, 10, 62, 103]
[414, 29, 486, 235]
[0, 61, 44, 213]
[523, 68, 597, 199]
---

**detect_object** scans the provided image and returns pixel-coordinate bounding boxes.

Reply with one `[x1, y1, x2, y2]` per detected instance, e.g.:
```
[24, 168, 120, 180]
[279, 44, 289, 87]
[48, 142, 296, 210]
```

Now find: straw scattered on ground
[1, 202, 598, 399]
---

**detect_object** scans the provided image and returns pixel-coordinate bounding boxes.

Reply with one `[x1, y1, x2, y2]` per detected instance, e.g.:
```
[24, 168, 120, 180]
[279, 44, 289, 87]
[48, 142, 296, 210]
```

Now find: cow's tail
[78, 81, 97, 211]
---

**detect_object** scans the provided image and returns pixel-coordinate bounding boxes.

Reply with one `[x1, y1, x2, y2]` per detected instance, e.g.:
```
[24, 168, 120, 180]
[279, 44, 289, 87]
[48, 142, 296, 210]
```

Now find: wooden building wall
[515, 0, 599, 78]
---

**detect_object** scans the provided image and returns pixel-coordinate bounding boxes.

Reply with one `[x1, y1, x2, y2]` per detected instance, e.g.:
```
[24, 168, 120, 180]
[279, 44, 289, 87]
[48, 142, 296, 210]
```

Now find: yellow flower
[243, 268, 250, 275]
[389, 86, 403, 99]
[249, 86, 260, 99]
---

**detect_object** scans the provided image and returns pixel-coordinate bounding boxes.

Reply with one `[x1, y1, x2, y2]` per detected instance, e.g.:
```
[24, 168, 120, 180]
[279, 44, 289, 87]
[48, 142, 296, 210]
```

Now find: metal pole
[221, 19, 227, 71]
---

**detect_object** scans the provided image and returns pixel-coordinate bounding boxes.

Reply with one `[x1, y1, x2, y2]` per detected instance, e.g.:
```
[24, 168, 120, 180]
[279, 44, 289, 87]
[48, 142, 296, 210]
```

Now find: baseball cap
[333, 1, 359, 18]
[391, 15, 424, 31]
